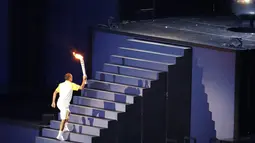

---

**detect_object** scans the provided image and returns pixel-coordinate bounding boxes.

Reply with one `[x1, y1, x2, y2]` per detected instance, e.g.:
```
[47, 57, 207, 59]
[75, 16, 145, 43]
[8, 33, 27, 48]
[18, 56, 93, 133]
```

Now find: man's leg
[66, 111, 70, 122]
[63, 111, 70, 131]
[60, 119, 67, 131]
[56, 110, 68, 141]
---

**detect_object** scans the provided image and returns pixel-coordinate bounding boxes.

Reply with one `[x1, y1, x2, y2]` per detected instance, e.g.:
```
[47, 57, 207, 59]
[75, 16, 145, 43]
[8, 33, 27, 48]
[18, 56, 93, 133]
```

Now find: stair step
[50, 120, 100, 136]
[73, 96, 126, 112]
[95, 71, 151, 88]
[82, 88, 134, 104]
[104, 63, 159, 80]
[87, 79, 143, 96]
[127, 38, 187, 56]
[70, 104, 119, 120]
[36, 136, 74, 143]
[110, 55, 171, 71]
[118, 47, 178, 63]
[42, 128, 93, 143]
[66, 113, 110, 128]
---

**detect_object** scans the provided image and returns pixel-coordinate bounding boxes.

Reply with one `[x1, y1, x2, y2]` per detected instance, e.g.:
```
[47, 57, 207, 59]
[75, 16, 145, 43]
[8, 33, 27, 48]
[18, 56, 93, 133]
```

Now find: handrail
[184, 136, 197, 143]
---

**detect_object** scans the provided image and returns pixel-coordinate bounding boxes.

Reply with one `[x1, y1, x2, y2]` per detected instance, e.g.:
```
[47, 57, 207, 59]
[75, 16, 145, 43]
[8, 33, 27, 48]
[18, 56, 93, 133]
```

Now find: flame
[73, 52, 83, 60]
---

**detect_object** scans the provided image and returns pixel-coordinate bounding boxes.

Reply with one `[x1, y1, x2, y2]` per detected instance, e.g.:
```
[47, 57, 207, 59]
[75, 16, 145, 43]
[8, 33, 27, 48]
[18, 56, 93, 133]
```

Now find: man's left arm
[51, 85, 59, 108]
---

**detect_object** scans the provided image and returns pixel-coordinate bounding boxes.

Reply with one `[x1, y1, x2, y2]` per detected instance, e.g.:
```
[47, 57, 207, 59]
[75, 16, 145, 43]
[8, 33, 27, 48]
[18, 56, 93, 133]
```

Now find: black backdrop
[3, 0, 117, 121]
[5, 0, 49, 120]
[119, 0, 233, 20]
[235, 50, 255, 138]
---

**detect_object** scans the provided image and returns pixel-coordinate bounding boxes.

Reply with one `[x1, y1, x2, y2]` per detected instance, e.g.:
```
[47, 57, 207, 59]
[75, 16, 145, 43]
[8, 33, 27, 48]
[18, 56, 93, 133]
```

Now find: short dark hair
[64, 73, 72, 80]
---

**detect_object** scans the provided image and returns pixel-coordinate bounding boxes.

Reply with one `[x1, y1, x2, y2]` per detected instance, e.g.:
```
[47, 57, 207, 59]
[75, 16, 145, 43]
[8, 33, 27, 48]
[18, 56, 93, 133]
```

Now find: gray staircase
[82, 88, 134, 104]
[95, 71, 152, 88]
[110, 55, 171, 71]
[36, 37, 189, 143]
[67, 114, 109, 128]
[50, 120, 101, 136]
[103, 63, 160, 80]
[73, 96, 126, 112]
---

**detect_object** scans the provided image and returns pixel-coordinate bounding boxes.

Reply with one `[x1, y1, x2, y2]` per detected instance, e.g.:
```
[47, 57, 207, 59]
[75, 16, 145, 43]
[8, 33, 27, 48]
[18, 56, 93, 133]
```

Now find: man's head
[64, 73, 73, 82]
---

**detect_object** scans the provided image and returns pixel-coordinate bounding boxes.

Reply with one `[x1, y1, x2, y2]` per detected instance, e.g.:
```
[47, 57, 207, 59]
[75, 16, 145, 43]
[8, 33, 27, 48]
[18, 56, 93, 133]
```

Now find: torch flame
[73, 52, 83, 60]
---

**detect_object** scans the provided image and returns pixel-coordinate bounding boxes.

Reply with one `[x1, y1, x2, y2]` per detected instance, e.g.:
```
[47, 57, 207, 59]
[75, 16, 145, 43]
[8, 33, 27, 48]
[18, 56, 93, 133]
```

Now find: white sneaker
[63, 126, 70, 132]
[56, 135, 65, 141]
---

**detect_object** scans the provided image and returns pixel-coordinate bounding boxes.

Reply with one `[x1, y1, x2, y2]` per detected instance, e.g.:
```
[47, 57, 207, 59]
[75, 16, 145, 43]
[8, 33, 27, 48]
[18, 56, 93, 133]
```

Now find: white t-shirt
[56, 80, 80, 105]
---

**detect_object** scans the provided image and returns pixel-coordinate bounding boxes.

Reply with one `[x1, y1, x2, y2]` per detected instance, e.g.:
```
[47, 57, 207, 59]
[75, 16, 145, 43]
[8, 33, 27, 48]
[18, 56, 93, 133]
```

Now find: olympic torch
[73, 52, 87, 77]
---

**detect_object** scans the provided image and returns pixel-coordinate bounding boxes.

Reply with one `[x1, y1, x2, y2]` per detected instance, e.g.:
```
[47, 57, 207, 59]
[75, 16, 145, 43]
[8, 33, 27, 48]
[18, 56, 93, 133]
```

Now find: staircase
[36, 37, 190, 143]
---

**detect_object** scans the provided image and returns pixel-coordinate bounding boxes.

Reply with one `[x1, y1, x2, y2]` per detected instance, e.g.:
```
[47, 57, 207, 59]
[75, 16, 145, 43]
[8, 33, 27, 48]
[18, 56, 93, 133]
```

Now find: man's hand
[79, 75, 87, 89]
[83, 75, 87, 84]
[83, 75, 87, 80]
[51, 102, 56, 108]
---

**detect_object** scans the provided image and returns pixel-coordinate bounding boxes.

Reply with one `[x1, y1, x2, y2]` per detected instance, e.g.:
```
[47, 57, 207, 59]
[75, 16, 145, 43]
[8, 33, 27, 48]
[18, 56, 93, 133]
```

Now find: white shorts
[57, 101, 70, 120]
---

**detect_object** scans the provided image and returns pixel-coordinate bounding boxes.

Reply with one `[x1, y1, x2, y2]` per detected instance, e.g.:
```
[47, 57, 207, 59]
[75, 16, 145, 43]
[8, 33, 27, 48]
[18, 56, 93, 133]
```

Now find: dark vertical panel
[234, 50, 255, 138]
[143, 73, 167, 143]
[9, 0, 47, 94]
[6, 0, 48, 120]
[167, 49, 193, 142]
[0, 0, 9, 95]
[234, 50, 245, 138]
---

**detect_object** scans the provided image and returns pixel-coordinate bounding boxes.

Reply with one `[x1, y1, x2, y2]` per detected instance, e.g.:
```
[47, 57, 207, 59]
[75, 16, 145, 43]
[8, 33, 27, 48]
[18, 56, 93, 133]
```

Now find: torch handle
[80, 59, 87, 77]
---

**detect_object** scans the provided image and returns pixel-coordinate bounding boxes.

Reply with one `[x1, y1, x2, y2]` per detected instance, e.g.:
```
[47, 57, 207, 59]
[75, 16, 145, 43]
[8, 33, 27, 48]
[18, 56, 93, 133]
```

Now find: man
[51, 73, 87, 141]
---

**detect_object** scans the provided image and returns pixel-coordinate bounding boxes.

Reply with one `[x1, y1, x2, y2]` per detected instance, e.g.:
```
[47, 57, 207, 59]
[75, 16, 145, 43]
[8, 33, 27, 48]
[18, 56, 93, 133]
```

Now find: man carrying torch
[51, 52, 87, 141]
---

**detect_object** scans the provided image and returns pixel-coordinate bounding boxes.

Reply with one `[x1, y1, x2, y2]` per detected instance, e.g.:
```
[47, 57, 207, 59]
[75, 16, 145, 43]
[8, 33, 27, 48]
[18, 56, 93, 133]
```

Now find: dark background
[0, 0, 233, 121]
[0, 0, 9, 95]
[120, 0, 232, 20]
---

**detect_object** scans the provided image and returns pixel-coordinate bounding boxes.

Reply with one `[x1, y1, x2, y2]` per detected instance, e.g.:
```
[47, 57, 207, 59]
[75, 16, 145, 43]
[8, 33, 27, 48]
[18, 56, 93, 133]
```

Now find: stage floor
[108, 16, 255, 50]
